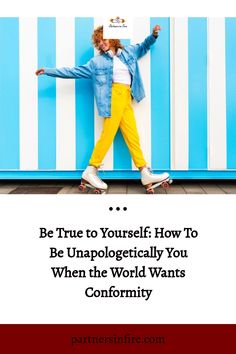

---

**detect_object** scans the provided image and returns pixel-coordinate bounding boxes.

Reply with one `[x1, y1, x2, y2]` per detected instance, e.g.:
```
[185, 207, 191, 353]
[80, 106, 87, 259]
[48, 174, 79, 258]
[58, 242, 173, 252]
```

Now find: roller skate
[79, 166, 108, 194]
[141, 167, 172, 194]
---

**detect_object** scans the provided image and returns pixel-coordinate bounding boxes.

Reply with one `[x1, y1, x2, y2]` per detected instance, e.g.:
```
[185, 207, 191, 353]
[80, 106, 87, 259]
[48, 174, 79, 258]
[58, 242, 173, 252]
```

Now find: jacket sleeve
[44, 59, 93, 79]
[130, 34, 157, 59]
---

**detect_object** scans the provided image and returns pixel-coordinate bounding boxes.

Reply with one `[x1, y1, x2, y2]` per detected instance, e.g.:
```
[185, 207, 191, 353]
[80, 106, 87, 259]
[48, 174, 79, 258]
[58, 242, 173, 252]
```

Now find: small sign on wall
[103, 16, 133, 39]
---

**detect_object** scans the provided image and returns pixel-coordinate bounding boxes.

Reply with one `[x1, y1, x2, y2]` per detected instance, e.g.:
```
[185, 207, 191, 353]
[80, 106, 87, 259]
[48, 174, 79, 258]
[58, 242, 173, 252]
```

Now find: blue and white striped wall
[1, 17, 236, 180]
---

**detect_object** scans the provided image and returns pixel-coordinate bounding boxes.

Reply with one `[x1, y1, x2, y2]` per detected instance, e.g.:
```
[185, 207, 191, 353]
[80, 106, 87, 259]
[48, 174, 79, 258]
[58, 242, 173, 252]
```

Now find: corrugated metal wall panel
[0, 17, 236, 179]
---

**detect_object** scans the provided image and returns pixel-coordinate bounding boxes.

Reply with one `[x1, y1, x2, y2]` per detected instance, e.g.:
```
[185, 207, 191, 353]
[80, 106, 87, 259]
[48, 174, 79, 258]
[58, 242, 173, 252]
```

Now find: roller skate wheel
[146, 188, 154, 194]
[162, 181, 170, 189]
[79, 184, 86, 192]
[94, 189, 101, 194]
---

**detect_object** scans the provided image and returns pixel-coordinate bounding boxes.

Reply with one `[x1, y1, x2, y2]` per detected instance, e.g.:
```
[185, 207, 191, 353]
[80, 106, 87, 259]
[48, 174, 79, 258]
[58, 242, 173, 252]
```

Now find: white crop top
[112, 55, 131, 86]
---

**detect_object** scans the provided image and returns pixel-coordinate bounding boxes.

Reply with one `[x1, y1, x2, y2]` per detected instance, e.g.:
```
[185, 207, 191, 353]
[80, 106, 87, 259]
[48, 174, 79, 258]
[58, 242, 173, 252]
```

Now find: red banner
[0, 324, 235, 353]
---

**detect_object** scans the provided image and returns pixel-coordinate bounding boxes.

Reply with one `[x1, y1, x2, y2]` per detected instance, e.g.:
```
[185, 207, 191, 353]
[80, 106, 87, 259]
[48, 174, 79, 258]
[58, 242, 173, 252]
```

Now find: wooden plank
[218, 183, 236, 194]
[200, 183, 225, 194]
[9, 187, 61, 194]
[166, 184, 186, 194]
[182, 184, 206, 194]
[107, 182, 127, 194]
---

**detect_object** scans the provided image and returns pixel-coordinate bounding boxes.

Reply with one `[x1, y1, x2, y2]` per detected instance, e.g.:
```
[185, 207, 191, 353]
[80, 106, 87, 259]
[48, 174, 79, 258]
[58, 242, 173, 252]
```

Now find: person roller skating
[36, 24, 170, 194]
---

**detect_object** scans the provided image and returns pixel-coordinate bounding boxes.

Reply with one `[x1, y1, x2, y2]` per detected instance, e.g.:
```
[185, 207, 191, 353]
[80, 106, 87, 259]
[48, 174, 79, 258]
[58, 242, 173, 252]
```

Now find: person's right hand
[35, 68, 45, 76]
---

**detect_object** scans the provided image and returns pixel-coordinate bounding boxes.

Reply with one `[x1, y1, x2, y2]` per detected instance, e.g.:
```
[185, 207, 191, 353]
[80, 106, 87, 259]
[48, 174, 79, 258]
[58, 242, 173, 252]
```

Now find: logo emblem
[110, 17, 125, 24]
[109, 17, 127, 28]
[103, 16, 132, 39]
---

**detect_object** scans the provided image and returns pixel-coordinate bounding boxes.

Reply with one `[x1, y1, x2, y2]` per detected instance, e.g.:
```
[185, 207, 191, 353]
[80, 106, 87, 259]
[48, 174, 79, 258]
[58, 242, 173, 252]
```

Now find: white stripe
[170, 18, 189, 170]
[56, 18, 76, 170]
[131, 17, 151, 169]
[94, 17, 113, 170]
[19, 18, 38, 170]
[208, 18, 226, 169]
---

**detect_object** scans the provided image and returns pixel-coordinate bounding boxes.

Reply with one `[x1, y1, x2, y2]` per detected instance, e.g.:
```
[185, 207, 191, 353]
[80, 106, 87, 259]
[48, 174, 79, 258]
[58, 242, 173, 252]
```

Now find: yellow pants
[89, 83, 147, 168]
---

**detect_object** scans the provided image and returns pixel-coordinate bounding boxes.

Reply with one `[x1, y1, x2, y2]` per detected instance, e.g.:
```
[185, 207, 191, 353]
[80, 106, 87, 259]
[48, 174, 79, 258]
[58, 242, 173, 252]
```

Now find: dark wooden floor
[1, 180, 236, 194]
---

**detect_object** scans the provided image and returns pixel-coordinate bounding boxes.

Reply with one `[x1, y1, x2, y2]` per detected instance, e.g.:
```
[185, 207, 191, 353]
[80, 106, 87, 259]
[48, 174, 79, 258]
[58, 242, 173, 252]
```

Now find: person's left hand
[152, 24, 161, 37]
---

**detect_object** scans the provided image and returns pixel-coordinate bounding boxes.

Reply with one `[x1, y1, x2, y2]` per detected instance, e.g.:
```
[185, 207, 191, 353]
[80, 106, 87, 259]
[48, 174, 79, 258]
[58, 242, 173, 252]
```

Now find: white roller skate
[79, 166, 108, 194]
[141, 167, 172, 194]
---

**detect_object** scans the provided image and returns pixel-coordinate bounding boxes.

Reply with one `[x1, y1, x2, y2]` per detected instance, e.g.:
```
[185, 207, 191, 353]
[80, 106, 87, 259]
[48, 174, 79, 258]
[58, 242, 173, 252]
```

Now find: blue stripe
[38, 18, 56, 169]
[113, 39, 132, 170]
[226, 18, 236, 169]
[75, 18, 95, 169]
[0, 18, 19, 169]
[2, 170, 236, 180]
[188, 18, 208, 169]
[150, 18, 170, 170]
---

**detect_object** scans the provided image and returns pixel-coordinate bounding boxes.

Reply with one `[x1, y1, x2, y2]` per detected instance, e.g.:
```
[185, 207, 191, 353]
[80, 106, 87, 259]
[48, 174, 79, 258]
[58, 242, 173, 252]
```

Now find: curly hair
[92, 26, 124, 54]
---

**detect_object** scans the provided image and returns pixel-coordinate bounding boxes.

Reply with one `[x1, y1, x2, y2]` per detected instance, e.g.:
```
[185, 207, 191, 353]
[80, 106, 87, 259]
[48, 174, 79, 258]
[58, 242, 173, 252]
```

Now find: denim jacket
[44, 34, 157, 117]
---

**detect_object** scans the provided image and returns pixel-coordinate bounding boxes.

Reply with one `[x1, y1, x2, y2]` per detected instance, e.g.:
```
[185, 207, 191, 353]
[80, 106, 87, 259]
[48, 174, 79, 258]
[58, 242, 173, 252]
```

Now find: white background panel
[131, 18, 151, 169]
[208, 18, 227, 170]
[0, 195, 235, 323]
[170, 18, 189, 170]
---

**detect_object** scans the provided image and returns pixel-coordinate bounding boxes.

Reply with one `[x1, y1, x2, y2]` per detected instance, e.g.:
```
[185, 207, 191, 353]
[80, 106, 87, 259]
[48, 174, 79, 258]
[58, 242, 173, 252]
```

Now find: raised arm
[35, 60, 94, 79]
[131, 24, 161, 59]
